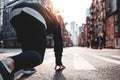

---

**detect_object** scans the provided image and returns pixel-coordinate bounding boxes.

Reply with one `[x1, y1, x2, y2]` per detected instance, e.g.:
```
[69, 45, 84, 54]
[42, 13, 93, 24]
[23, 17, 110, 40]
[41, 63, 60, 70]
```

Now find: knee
[23, 50, 44, 65]
[32, 51, 44, 65]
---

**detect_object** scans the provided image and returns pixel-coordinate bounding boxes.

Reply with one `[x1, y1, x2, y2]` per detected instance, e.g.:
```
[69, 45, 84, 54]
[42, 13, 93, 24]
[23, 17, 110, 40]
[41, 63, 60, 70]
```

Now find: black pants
[10, 11, 47, 73]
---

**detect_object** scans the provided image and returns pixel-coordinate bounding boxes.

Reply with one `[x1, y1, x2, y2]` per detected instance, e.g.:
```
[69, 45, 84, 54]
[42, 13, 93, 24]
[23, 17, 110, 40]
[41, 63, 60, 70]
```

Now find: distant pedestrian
[97, 35, 103, 49]
[99, 35, 103, 49]
[87, 41, 90, 48]
[0, 2, 65, 80]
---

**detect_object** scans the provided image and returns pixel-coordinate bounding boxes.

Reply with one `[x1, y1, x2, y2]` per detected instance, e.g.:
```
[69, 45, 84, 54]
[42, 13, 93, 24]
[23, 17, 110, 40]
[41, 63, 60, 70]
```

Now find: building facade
[84, 17, 91, 48]
[105, 0, 120, 48]
[69, 21, 80, 46]
[88, 0, 120, 49]
[89, 0, 106, 49]
[0, 0, 4, 32]
[0, 0, 9, 47]
[78, 24, 85, 47]
[0, 0, 9, 33]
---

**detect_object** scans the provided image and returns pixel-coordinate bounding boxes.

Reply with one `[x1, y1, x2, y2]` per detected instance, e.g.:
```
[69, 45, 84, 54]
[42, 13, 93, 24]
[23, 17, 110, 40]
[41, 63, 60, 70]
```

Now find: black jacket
[10, 2, 63, 57]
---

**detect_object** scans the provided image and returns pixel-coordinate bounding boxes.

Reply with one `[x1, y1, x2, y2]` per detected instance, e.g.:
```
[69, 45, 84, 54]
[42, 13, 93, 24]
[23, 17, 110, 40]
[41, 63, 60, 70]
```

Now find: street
[0, 47, 120, 80]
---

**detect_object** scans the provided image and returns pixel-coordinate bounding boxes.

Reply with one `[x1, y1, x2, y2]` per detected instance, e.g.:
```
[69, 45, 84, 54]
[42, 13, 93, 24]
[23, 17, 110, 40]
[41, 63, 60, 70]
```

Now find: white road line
[92, 55, 120, 65]
[110, 55, 120, 59]
[73, 54, 97, 70]
[42, 57, 54, 65]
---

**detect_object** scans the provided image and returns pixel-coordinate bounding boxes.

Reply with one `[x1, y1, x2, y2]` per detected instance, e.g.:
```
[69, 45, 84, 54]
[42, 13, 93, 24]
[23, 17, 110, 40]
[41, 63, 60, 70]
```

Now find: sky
[51, 0, 92, 32]
[52, 0, 92, 26]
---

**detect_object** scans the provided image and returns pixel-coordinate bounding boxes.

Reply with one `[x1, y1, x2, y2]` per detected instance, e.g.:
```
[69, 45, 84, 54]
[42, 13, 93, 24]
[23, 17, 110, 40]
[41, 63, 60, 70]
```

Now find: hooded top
[9, 2, 63, 56]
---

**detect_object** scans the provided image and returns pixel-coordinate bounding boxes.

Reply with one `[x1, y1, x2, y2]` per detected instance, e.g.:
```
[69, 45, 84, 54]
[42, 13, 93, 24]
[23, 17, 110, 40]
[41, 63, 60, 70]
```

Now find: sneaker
[0, 61, 14, 80]
[23, 68, 36, 75]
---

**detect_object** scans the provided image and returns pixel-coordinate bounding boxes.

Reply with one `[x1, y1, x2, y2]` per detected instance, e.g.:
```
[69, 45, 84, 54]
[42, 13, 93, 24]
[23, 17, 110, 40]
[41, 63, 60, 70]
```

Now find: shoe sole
[23, 71, 36, 75]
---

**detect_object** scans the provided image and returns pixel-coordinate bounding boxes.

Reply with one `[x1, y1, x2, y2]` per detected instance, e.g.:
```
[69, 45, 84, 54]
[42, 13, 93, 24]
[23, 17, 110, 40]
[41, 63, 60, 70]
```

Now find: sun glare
[51, 0, 92, 25]
[51, 0, 83, 22]
[51, 0, 63, 9]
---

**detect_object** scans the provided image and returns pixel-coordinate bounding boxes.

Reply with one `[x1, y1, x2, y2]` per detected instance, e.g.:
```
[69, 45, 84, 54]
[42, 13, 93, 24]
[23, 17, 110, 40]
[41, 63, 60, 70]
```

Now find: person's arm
[53, 22, 63, 66]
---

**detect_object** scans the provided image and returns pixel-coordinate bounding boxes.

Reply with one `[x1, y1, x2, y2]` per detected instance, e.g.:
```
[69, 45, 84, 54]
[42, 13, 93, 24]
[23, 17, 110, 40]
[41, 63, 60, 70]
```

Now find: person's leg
[10, 50, 44, 73]
[0, 50, 44, 79]
[0, 10, 47, 79]
[10, 10, 47, 72]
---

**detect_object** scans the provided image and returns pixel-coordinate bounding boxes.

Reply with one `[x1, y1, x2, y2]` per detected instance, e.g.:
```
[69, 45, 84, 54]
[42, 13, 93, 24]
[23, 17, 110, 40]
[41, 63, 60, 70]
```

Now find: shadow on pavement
[53, 70, 66, 80]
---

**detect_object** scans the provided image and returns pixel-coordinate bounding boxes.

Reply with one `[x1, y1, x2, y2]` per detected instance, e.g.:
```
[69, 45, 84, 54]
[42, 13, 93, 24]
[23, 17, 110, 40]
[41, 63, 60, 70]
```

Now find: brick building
[84, 17, 91, 47]
[89, 0, 106, 49]
[105, 0, 120, 48]
[88, 0, 120, 49]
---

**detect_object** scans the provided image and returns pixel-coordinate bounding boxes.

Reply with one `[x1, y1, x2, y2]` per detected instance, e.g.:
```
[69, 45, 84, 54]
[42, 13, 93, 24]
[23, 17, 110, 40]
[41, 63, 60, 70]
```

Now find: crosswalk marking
[42, 57, 54, 65]
[92, 55, 120, 65]
[110, 55, 120, 59]
[73, 54, 97, 70]
[42, 54, 120, 70]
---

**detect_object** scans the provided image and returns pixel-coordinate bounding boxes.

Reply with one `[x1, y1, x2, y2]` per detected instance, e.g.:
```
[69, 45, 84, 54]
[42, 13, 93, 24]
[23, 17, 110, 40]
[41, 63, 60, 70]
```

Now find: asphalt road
[0, 47, 120, 80]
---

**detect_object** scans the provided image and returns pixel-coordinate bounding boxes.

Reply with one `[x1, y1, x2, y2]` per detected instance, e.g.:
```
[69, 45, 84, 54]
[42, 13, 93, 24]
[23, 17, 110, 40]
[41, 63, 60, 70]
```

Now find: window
[114, 15, 118, 21]
[115, 25, 118, 32]
[116, 38, 118, 46]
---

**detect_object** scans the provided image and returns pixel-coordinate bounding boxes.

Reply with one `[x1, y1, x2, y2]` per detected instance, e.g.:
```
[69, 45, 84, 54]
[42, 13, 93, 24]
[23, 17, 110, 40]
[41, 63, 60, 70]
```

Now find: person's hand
[54, 65, 65, 71]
